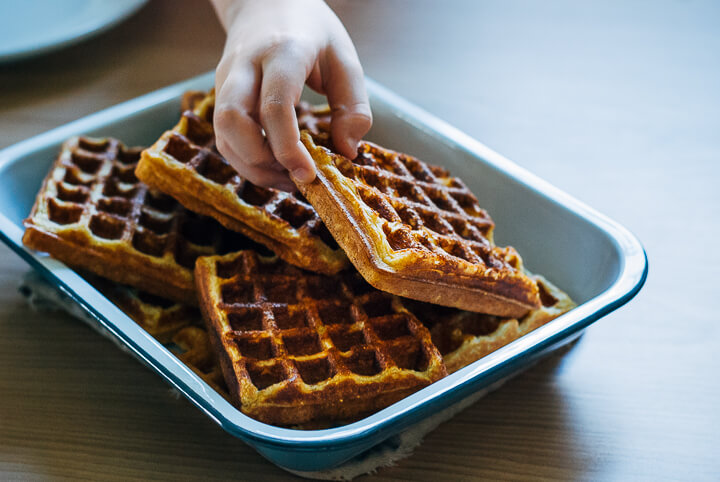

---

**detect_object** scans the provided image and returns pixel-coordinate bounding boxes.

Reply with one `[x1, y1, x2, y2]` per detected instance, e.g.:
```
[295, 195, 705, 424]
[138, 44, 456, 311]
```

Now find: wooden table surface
[1, 1, 718, 480]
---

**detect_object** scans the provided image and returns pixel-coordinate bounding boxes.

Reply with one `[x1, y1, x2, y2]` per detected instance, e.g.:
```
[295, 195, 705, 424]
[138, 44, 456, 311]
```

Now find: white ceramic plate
[0, 0, 147, 63]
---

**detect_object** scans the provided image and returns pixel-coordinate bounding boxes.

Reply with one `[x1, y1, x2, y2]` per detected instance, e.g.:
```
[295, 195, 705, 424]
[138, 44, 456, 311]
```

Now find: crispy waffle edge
[135, 153, 313, 268]
[441, 274, 576, 373]
[296, 131, 540, 318]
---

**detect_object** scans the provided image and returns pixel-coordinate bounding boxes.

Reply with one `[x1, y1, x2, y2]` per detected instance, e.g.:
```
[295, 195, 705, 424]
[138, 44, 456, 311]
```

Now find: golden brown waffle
[405, 274, 575, 373]
[22, 136, 260, 304]
[297, 131, 541, 317]
[136, 91, 348, 275]
[195, 250, 447, 426]
[171, 325, 229, 397]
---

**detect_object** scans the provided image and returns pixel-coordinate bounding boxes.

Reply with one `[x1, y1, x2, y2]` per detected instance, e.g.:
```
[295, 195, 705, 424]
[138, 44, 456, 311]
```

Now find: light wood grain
[1, 0, 718, 480]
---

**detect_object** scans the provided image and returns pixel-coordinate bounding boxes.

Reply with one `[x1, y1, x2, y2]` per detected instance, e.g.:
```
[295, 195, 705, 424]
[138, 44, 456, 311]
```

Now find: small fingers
[215, 71, 277, 172]
[214, 116, 297, 191]
[323, 45, 372, 159]
[240, 163, 296, 192]
[213, 125, 290, 189]
[259, 47, 317, 183]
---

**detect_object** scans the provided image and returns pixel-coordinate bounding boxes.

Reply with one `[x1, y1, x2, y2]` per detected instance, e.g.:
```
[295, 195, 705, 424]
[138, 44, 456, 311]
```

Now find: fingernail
[292, 168, 315, 183]
[347, 137, 360, 156]
[276, 182, 297, 192]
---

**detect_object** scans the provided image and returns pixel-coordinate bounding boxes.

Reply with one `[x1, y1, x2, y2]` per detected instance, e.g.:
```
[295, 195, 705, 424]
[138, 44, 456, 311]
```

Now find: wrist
[212, 0, 327, 30]
[210, 0, 247, 31]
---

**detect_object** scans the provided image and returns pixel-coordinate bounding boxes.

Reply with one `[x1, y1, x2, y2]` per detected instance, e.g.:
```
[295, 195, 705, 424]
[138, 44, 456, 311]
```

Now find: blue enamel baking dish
[0, 72, 647, 471]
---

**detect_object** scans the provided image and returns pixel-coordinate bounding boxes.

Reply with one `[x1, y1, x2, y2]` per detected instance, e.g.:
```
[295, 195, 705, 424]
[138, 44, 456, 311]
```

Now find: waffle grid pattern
[335, 141, 510, 265]
[137, 92, 348, 274]
[299, 132, 541, 316]
[196, 251, 446, 425]
[23, 137, 253, 302]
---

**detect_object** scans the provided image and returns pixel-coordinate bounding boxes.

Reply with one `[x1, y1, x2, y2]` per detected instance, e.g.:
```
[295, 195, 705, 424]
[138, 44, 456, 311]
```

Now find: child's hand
[211, 0, 372, 191]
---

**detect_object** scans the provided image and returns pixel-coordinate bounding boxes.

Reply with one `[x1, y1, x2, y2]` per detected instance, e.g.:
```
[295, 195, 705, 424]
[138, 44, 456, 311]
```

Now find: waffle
[297, 131, 541, 317]
[136, 91, 348, 275]
[406, 274, 575, 373]
[195, 250, 447, 426]
[22, 136, 260, 303]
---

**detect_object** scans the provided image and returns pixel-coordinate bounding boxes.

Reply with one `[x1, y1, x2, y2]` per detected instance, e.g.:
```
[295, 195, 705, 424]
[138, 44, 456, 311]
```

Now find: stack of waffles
[23, 90, 575, 427]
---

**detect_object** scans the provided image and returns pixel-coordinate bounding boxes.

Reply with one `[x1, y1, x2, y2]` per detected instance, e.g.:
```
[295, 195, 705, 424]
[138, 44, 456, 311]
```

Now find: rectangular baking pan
[0, 72, 647, 472]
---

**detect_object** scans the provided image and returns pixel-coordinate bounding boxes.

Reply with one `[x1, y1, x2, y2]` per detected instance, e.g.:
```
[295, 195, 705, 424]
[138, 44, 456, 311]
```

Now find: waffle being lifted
[136, 91, 348, 275]
[297, 132, 542, 317]
[405, 274, 575, 373]
[23, 136, 257, 303]
[195, 250, 446, 426]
